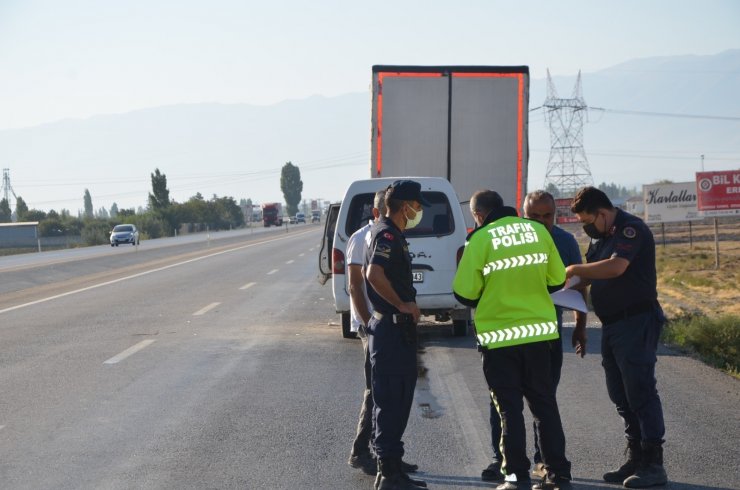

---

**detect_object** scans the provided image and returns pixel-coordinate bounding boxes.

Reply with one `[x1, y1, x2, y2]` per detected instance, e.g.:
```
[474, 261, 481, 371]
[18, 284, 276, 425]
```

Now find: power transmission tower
[543, 70, 594, 197]
[2, 168, 17, 204]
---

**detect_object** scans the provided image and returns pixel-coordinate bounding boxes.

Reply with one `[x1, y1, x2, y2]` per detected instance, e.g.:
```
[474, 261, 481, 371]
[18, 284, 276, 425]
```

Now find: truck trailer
[370, 65, 529, 222]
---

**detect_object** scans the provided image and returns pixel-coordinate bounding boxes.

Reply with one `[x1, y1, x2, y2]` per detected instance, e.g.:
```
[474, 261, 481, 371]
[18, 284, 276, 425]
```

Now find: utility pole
[543, 70, 594, 197]
[701, 154, 705, 171]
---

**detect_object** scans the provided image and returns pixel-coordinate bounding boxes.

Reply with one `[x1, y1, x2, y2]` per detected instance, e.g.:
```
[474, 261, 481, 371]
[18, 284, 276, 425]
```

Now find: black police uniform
[365, 215, 417, 461]
[586, 208, 666, 445]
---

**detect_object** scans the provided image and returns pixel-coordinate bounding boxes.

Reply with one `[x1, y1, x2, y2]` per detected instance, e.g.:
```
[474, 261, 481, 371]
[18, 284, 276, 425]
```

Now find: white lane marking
[239, 282, 256, 290]
[285, 260, 294, 264]
[299, 253, 305, 257]
[0, 230, 317, 316]
[103, 340, 156, 365]
[267, 269, 279, 275]
[193, 302, 220, 316]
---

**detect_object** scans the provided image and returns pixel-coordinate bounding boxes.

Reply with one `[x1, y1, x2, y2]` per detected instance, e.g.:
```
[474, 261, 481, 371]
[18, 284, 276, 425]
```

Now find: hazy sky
[1, 0, 739, 130]
[0, 1, 739, 213]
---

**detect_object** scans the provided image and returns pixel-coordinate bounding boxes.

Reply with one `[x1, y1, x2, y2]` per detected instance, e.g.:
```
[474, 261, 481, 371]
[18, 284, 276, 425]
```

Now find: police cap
[388, 180, 431, 207]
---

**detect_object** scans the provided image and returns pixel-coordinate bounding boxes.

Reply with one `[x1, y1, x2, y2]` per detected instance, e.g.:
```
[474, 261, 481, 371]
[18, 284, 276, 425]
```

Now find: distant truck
[261, 202, 283, 227]
[370, 65, 529, 222]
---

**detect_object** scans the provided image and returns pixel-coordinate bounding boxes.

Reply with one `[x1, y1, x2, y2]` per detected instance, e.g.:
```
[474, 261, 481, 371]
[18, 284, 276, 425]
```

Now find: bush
[662, 314, 740, 376]
[81, 220, 111, 245]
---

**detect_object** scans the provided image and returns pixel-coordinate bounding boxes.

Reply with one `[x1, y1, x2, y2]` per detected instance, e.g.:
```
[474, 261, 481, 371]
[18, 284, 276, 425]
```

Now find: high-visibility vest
[453, 216, 565, 349]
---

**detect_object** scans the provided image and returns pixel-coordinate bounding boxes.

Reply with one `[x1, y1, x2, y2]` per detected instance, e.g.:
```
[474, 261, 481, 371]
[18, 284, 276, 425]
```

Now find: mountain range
[1, 49, 738, 212]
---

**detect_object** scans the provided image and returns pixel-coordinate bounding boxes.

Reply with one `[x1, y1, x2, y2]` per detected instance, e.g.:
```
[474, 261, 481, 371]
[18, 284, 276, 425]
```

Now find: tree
[148, 168, 170, 211]
[110, 203, 119, 217]
[83, 189, 94, 219]
[25, 209, 47, 221]
[280, 161, 303, 216]
[97, 207, 109, 219]
[544, 183, 561, 199]
[0, 198, 11, 222]
[15, 196, 29, 221]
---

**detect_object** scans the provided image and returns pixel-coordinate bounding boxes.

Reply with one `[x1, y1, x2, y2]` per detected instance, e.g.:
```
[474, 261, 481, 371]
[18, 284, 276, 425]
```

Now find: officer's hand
[565, 265, 577, 279]
[572, 326, 587, 358]
[399, 302, 421, 324]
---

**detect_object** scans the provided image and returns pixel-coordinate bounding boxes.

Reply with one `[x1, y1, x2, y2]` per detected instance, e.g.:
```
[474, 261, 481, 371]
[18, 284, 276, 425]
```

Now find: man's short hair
[471, 190, 504, 216]
[384, 186, 404, 214]
[570, 186, 614, 214]
[374, 189, 387, 215]
[524, 190, 556, 210]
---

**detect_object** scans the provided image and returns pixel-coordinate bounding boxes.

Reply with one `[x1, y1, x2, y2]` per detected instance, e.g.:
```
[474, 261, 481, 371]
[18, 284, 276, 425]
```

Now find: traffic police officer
[365, 180, 428, 490]
[454, 190, 572, 490]
[566, 186, 667, 488]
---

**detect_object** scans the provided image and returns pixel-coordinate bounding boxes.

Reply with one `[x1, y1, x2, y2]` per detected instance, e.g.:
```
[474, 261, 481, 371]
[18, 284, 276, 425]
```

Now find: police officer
[566, 186, 667, 488]
[454, 190, 571, 490]
[482, 190, 589, 483]
[347, 190, 387, 475]
[365, 180, 428, 490]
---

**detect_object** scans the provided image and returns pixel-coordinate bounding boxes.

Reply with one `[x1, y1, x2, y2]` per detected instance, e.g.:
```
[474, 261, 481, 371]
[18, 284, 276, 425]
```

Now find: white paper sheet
[550, 288, 588, 313]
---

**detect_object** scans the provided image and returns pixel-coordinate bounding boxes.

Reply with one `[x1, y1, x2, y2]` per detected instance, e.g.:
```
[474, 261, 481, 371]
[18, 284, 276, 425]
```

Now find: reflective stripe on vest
[477, 321, 558, 348]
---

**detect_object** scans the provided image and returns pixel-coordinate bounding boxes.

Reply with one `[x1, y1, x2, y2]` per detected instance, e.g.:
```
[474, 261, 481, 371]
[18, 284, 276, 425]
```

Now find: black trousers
[482, 341, 571, 480]
[601, 308, 665, 444]
[367, 315, 417, 460]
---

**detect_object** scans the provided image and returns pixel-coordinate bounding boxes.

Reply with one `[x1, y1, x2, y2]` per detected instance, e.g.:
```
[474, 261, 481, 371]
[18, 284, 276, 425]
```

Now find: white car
[318, 177, 470, 338]
[110, 224, 140, 246]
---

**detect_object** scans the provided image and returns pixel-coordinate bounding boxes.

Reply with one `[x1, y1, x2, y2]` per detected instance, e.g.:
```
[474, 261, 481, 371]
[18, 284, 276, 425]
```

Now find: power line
[589, 107, 740, 121]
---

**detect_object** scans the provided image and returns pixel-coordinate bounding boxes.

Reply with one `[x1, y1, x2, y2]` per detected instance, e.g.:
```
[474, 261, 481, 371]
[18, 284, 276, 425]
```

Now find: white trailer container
[370, 65, 529, 218]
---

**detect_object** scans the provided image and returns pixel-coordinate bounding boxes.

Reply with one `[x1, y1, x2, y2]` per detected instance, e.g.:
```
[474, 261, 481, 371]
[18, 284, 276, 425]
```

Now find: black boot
[603, 439, 642, 483]
[376, 458, 426, 490]
[623, 442, 667, 488]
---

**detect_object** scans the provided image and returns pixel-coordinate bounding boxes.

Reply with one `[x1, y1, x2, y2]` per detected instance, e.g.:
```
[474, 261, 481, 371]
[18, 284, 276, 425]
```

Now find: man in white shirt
[347, 190, 386, 474]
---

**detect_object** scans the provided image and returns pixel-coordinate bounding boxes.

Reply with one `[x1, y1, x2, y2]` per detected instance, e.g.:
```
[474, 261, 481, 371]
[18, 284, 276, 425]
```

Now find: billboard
[554, 198, 579, 224]
[696, 170, 740, 216]
[643, 182, 701, 223]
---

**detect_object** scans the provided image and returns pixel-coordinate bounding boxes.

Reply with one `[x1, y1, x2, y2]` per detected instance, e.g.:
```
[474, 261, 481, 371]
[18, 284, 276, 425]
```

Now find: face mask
[405, 205, 423, 229]
[582, 214, 605, 239]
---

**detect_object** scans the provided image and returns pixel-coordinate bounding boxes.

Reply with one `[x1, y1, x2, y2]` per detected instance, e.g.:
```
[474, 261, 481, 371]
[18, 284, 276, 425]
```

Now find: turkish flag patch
[383, 232, 394, 240]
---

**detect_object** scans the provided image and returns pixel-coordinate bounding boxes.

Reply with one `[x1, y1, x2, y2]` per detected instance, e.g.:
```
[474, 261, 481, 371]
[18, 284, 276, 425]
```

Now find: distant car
[288, 215, 297, 224]
[311, 211, 321, 223]
[296, 212, 306, 224]
[110, 224, 140, 246]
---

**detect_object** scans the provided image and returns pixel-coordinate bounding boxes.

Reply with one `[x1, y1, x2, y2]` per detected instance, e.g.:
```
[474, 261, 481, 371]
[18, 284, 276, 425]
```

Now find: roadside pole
[713, 218, 720, 269]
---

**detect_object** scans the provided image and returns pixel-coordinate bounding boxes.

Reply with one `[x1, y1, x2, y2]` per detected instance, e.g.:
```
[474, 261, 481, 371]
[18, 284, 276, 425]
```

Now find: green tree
[280, 161, 303, 216]
[15, 196, 29, 221]
[110, 203, 119, 217]
[83, 189, 94, 219]
[544, 183, 561, 199]
[148, 168, 170, 211]
[25, 209, 47, 221]
[0, 198, 11, 222]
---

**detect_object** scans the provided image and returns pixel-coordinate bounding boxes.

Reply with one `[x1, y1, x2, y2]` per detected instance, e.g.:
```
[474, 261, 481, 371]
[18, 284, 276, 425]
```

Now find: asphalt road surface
[1, 226, 738, 489]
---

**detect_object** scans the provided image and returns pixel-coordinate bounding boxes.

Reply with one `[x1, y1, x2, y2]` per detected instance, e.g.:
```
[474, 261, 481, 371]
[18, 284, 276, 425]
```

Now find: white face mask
[404, 205, 423, 229]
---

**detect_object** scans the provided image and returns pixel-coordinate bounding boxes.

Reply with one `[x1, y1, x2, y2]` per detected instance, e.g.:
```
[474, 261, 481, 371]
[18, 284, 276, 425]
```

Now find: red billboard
[696, 170, 740, 216]
[555, 198, 579, 224]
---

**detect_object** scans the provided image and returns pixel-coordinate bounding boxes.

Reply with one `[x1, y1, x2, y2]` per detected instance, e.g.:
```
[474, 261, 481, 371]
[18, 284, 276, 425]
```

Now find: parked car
[288, 215, 297, 224]
[295, 212, 306, 223]
[110, 224, 140, 246]
[318, 177, 471, 338]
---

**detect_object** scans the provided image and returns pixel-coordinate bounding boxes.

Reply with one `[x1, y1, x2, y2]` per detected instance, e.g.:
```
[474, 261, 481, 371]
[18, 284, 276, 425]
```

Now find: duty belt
[598, 300, 656, 326]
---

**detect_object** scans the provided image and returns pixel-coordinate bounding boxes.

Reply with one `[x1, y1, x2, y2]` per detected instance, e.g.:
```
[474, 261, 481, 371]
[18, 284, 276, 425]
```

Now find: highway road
[0, 225, 738, 489]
